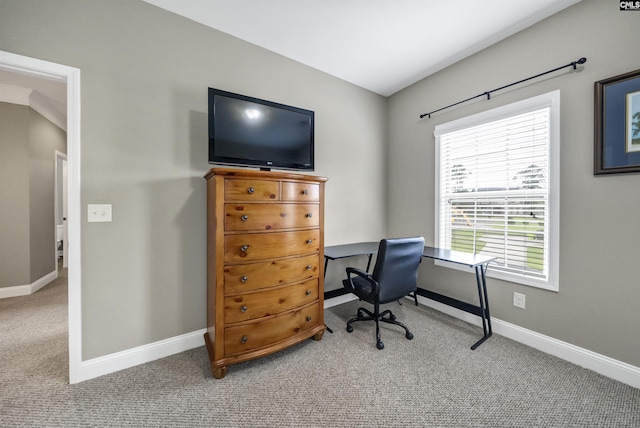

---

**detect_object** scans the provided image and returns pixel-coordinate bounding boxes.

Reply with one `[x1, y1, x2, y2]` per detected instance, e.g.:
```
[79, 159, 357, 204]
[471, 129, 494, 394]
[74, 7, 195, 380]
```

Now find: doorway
[55, 151, 68, 269]
[0, 50, 82, 383]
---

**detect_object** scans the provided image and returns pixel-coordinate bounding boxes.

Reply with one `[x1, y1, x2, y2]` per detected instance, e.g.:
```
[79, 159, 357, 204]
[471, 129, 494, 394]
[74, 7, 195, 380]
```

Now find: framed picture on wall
[594, 68, 640, 175]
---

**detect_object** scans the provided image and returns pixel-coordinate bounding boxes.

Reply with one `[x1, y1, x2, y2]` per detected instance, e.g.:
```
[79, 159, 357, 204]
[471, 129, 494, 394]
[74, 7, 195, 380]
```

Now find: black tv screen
[208, 88, 314, 170]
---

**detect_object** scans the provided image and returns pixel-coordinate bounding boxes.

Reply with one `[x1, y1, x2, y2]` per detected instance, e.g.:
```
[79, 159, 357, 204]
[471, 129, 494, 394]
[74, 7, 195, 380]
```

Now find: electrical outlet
[88, 204, 112, 222]
[513, 292, 526, 309]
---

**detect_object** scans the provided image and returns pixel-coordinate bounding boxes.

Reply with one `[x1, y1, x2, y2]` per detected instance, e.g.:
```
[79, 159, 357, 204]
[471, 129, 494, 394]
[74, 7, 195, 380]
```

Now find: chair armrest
[345, 267, 378, 300]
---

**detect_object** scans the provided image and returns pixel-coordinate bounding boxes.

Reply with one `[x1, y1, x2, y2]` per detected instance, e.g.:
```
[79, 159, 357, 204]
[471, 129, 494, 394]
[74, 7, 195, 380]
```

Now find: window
[435, 91, 559, 291]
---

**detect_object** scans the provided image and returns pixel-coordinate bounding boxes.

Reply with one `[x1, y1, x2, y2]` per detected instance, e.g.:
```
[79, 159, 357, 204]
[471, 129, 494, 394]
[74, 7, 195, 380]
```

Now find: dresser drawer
[224, 278, 319, 323]
[225, 203, 319, 231]
[282, 181, 319, 202]
[224, 303, 320, 355]
[225, 179, 279, 201]
[224, 254, 319, 293]
[225, 229, 320, 263]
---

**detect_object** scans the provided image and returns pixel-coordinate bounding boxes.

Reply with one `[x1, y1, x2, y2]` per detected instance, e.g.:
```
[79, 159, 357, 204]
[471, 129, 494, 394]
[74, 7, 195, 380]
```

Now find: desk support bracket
[415, 263, 492, 350]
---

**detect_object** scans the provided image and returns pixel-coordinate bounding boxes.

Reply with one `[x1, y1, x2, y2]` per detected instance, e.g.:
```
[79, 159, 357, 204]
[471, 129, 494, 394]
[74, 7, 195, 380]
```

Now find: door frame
[0, 50, 82, 383]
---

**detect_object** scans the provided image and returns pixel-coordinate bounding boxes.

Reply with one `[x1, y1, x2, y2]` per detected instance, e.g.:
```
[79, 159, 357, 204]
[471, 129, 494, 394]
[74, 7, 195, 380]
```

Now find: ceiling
[143, 0, 582, 96]
[0, 68, 67, 129]
[0, 0, 582, 120]
[0, 69, 66, 106]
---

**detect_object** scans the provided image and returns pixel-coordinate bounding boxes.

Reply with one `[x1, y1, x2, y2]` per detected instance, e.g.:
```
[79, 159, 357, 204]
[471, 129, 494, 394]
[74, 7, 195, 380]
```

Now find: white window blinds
[435, 91, 559, 290]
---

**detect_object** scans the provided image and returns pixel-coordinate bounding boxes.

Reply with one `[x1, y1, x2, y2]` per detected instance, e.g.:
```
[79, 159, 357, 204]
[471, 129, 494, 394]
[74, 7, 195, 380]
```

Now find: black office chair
[342, 236, 425, 350]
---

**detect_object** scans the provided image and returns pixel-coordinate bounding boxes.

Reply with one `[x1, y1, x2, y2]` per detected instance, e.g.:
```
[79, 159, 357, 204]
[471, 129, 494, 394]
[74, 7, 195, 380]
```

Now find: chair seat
[343, 275, 374, 301]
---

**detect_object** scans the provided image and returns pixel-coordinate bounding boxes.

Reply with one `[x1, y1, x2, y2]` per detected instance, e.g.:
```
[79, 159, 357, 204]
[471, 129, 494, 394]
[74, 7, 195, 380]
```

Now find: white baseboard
[324, 292, 357, 308]
[73, 297, 355, 383]
[73, 329, 206, 384]
[72, 294, 640, 390]
[0, 270, 58, 299]
[414, 294, 640, 390]
[72, 296, 356, 383]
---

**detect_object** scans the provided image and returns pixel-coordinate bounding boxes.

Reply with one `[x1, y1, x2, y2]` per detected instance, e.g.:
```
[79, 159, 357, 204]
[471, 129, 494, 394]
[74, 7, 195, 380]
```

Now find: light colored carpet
[1, 269, 639, 427]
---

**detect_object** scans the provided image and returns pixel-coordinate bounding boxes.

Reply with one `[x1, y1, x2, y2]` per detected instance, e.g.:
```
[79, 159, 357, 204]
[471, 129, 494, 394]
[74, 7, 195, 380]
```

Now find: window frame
[434, 90, 560, 291]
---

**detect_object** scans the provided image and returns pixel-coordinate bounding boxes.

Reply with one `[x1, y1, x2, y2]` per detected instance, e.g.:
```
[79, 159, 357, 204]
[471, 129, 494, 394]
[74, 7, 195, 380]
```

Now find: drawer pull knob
[247, 187, 255, 194]
[241, 305, 247, 312]
[306, 265, 312, 270]
[306, 316, 312, 322]
[303, 189, 309, 195]
[306, 239, 313, 244]
[241, 245, 249, 252]
[241, 336, 248, 343]
[306, 213, 312, 218]
[305, 290, 311, 296]
[241, 276, 248, 283]
[241, 215, 248, 221]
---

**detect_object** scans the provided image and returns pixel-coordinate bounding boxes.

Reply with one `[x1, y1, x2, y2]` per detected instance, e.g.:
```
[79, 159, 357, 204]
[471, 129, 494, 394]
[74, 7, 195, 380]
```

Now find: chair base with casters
[346, 304, 413, 350]
[342, 236, 425, 350]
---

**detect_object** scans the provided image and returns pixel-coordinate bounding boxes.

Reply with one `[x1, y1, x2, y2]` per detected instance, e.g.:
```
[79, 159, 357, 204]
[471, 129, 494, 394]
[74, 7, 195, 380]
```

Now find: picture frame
[594, 68, 640, 175]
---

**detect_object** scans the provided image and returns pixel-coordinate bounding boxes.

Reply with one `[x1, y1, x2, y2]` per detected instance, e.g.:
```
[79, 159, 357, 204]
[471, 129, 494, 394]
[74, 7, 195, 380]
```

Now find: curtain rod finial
[572, 57, 587, 69]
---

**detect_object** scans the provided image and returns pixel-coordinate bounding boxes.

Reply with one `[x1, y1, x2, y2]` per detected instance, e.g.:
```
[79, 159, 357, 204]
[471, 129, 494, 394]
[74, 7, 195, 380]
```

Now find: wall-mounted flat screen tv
[208, 88, 314, 171]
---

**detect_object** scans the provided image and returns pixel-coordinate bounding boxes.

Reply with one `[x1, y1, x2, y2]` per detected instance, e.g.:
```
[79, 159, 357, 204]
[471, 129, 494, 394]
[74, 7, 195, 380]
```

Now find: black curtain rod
[419, 57, 587, 119]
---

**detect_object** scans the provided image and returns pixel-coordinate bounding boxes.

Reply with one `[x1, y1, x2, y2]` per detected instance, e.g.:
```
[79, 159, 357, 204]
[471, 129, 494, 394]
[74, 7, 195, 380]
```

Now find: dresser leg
[213, 365, 228, 379]
[312, 330, 324, 341]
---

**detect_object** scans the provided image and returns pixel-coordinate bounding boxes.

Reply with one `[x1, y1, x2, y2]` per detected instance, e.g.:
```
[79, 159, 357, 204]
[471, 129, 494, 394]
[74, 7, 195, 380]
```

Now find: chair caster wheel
[406, 332, 414, 340]
[376, 341, 384, 350]
[346, 325, 353, 333]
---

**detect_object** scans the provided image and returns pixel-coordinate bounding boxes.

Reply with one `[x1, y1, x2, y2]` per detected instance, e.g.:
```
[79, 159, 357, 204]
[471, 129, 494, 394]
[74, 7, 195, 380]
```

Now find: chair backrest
[372, 237, 425, 304]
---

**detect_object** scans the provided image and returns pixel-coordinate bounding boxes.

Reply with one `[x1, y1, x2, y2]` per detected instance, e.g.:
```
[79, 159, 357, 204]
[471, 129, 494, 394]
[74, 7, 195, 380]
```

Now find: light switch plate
[88, 204, 112, 222]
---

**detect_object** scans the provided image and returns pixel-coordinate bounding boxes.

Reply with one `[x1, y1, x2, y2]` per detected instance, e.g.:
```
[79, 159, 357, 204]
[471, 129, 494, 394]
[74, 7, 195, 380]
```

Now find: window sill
[434, 259, 558, 292]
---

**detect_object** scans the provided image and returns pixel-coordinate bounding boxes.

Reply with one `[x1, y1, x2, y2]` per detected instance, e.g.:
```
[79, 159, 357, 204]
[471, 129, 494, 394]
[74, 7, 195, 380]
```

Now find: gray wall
[0, 0, 388, 359]
[29, 108, 67, 280]
[0, 102, 31, 287]
[0, 102, 66, 288]
[388, 0, 640, 367]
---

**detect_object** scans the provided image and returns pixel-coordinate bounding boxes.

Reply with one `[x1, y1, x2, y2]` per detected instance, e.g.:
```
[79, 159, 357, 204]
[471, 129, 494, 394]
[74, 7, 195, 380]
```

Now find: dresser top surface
[205, 167, 327, 183]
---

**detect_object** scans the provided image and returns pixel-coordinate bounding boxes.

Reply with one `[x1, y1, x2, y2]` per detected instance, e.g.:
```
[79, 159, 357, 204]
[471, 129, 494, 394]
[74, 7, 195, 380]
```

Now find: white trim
[414, 294, 640, 390]
[0, 82, 31, 105]
[434, 91, 558, 136]
[75, 329, 206, 382]
[0, 82, 66, 131]
[50, 292, 640, 389]
[0, 270, 58, 299]
[324, 293, 358, 309]
[434, 260, 559, 292]
[73, 294, 355, 382]
[0, 51, 82, 384]
[30, 90, 66, 131]
[434, 90, 560, 291]
[54, 150, 67, 263]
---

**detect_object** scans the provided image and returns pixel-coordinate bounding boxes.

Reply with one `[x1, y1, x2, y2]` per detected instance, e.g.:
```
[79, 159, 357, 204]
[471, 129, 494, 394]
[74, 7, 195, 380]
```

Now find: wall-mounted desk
[324, 242, 496, 350]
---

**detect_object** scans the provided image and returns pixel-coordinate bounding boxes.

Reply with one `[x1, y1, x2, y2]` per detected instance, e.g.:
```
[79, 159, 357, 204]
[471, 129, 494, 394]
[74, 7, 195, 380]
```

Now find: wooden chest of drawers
[204, 168, 327, 379]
